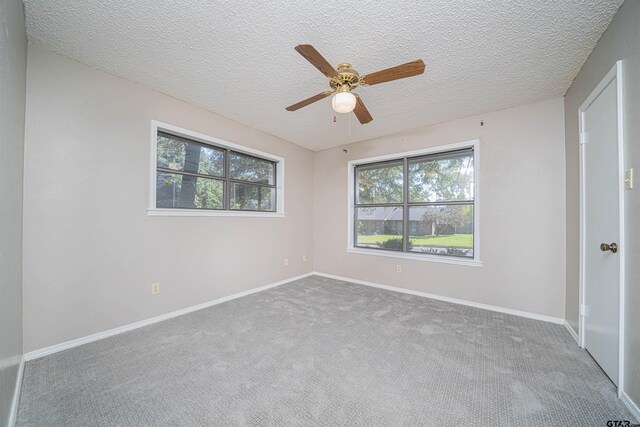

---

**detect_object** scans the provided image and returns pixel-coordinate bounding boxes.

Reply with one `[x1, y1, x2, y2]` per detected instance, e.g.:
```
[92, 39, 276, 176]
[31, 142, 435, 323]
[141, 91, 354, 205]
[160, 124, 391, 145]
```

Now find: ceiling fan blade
[285, 91, 333, 111]
[294, 45, 339, 78]
[361, 59, 425, 86]
[353, 94, 373, 124]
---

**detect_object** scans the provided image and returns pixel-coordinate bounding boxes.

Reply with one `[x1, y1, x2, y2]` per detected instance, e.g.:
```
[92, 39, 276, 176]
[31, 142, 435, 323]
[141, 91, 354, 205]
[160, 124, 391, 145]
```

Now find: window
[349, 142, 479, 265]
[149, 122, 284, 216]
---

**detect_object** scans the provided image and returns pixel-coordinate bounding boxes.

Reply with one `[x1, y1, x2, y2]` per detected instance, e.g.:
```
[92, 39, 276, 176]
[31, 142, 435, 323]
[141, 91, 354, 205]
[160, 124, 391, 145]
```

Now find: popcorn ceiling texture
[24, 0, 622, 151]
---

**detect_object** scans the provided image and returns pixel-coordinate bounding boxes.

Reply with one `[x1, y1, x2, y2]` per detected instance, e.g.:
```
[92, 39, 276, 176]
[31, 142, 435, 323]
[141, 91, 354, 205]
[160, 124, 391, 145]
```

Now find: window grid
[354, 148, 474, 258]
[156, 132, 277, 212]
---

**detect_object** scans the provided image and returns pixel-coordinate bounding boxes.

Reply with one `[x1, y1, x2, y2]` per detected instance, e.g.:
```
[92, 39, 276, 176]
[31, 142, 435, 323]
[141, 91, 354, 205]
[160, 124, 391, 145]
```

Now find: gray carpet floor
[17, 275, 634, 426]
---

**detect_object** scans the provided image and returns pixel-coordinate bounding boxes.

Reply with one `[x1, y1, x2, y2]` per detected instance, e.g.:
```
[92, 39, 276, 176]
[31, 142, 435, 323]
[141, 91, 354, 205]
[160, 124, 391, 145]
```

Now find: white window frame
[347, 139, 482, 267]
[147, 120, 285, 217]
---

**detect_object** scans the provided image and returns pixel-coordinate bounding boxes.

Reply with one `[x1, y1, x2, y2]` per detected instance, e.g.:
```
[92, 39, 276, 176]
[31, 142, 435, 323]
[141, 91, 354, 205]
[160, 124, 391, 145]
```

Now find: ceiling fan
[286, 45, 425, 124]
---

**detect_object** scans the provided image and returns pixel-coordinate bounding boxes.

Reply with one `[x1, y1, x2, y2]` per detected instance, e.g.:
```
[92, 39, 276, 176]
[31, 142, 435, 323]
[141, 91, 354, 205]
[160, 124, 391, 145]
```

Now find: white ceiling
[24, 0, 621, 151]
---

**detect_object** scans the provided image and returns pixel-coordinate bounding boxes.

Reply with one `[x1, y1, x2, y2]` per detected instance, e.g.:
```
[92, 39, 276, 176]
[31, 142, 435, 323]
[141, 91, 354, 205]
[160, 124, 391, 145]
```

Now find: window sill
[346, 247, 483, 267]
[147, 208, 285, 218]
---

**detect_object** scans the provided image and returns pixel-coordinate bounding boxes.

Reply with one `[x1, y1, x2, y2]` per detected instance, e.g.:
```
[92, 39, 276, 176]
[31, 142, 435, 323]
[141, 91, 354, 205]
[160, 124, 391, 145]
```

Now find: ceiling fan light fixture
[331, 91, 357, 114]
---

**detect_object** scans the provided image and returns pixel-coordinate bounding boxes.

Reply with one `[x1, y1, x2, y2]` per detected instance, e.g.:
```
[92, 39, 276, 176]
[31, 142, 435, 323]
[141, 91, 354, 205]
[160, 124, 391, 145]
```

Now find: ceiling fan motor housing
[329, 63, 362, 91]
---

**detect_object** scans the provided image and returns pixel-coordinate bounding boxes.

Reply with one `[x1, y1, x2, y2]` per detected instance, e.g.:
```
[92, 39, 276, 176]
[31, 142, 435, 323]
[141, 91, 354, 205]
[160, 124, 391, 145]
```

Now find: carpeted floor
[17, 275, 633, 426]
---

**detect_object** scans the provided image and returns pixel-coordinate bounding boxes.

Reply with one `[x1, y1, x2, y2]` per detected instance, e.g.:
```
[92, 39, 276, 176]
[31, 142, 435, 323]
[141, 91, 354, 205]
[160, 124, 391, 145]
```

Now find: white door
[580, 68, 622, 386]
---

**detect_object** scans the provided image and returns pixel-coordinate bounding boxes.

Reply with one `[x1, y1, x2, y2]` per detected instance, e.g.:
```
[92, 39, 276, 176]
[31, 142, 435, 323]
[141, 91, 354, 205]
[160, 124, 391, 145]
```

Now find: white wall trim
[148, 120, 285, 216]
[24, 272, 313, 361]
[621, 391, 640, 422]
[312, 271, 564, 324]
[147, 208, 285, 218]
[8, 356, 25, 427]
[577, 61, 626, 395]
[346, 139, 481, 267]
[346, 247, 483, 267]
[564, 320, 579, 345]
[22, 270, 567, 363]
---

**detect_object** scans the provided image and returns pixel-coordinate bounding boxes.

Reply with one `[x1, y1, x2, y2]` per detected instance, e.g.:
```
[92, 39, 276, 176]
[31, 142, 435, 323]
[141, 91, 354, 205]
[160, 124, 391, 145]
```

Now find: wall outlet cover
[625, 168, 633, 190]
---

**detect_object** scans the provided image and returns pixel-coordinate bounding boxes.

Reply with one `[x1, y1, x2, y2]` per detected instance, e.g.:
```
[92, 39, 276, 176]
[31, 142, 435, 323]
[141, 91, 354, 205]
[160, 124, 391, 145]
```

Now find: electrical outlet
[303, 255, 307, 262]
[151, 283, 160, 295]
[396, 264, 402, 273]
[284, 258, 289, 266]
[625, 168, 633, 190]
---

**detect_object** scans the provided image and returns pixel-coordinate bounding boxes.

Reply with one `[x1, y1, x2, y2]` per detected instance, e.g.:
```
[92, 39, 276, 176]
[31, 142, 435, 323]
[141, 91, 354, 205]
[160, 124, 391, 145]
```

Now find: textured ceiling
[24, 0, 621, 151]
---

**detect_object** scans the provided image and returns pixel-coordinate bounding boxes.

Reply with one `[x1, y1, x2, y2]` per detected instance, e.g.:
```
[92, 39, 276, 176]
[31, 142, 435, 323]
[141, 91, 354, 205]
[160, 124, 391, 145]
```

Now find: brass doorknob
[600, 242, 618, 253]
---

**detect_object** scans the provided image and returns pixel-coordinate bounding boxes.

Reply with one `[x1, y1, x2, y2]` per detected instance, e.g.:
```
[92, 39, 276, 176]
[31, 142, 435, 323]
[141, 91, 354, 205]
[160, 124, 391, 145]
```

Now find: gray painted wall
[314, 98, 567, 319]
[0, 0, 26, 424]
[564, 0, 640, 408]
[22, 46, 314, 353]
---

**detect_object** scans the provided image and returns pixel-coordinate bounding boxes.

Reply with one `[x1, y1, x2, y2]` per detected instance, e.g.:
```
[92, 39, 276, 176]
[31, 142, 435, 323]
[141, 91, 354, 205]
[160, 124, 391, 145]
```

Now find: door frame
[578, 61, 625, 394]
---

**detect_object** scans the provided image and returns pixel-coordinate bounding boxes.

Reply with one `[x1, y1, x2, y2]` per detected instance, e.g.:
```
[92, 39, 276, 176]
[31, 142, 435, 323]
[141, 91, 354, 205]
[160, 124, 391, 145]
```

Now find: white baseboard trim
[563, 320, 580, 345]
[621, 391, 640, 422]
[312, 271, 565, 325]
[8, 355, 25, 427]
[24, 272, 314, 361]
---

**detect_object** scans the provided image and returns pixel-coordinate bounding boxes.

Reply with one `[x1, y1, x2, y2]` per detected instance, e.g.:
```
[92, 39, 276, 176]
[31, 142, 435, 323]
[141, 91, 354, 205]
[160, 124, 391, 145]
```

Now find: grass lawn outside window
[357, 233, 473, 248]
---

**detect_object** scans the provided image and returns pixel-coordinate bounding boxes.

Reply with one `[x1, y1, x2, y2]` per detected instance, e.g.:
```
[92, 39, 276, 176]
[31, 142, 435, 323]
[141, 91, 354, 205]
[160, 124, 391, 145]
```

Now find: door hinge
[580, 304, 587, 316]
[579, 132, 588, 145]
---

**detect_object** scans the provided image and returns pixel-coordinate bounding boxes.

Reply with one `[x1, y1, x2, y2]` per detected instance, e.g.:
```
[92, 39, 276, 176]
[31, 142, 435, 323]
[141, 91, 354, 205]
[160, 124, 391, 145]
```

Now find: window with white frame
[149, 123, 283, 216]
[350, 144, 477, 261]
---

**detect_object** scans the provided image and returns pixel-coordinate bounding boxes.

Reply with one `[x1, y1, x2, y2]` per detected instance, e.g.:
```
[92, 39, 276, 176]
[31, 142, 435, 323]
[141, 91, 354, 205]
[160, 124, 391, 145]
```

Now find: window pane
[230, 183, 275, 211]
[157, 132, 224, 177]
[156, 172, 224, 209]
[229, 152, 275, 184]
[356, 161, 404, 205]
[407, 205, 473, 257]
[355, 206, 404, 250]
[408, 151, 474, 203]
[357, 161, 404, 204]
